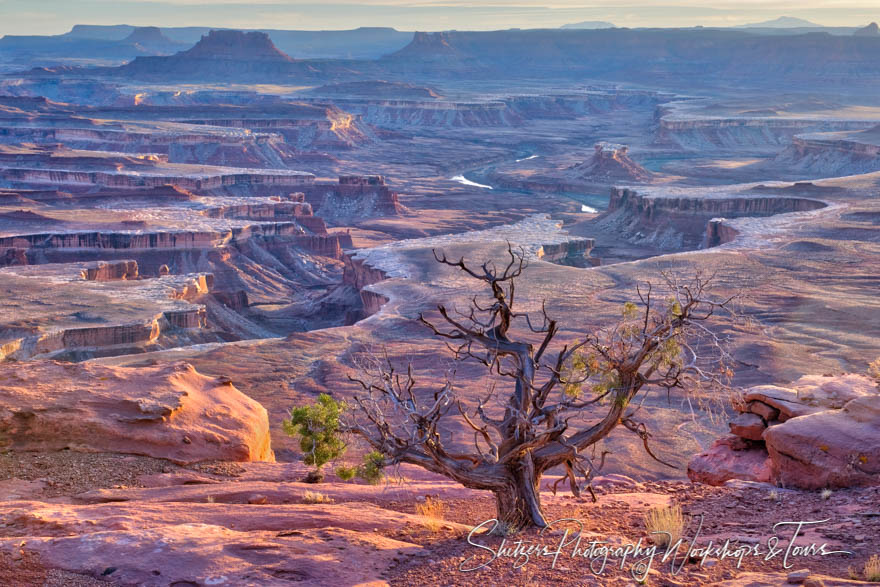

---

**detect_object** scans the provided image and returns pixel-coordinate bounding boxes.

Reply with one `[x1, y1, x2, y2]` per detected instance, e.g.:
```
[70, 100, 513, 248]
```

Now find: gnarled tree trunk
[494, 457, 548, 529]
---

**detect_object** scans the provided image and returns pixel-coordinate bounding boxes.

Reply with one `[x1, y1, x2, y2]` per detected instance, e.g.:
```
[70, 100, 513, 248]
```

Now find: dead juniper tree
[344, 245, 736, 531]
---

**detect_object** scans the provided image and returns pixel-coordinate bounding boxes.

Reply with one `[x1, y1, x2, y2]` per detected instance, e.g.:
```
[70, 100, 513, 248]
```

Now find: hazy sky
[1, 0, 878, 36]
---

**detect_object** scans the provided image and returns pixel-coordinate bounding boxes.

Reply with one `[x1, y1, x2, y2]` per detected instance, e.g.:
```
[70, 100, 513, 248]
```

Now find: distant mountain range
[10, 25, 880, 91]
[560, 21, 615, 30]
[854, 22, 880, 37]
[112, 30, 375, 81]
[735, 16, 824, 28]
[15, 25, 413, 60]
[0, 26, 186, 63]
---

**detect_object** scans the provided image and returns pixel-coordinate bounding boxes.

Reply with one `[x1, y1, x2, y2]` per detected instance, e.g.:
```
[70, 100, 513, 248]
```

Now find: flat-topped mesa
[202, 201, 315, 221]
[342, 253, 390, 318]
[608, 188, 827, 218]
[569, 142, 654, 182]
[304, 97, 523, 128]
[654, 115, 875, 151]
[1, 168, 315, 192]
[122, 26, 183, 53]
[115, 29, 362, 81]
[601, 187, 827, 249]
[180, 30, 294, 62]
[303, 175, 405, 224]
[198, 197, 331, 235]
[536, 238, 599, 266]
[339, 174, 385, 186]
[0, 264, 219, 362]
[773, 127, 880, 176]
[391, 31, 461, 60]
[81, 260, 139, 281]
[0, 222, 352, 267]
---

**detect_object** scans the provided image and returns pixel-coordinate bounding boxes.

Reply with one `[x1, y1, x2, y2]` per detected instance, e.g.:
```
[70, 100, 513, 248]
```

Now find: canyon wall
[301, 98, 524, 128]
[772, 132, 880, 176]
[1, 168, 315, 191]
[654, 116, 874, 151]
[600, 187, 827, 249]
[342, 253, 390, 319]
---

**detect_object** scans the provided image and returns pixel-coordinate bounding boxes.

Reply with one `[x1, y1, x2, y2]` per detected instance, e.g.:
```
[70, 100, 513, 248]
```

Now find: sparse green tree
[283, 393, 347, 482]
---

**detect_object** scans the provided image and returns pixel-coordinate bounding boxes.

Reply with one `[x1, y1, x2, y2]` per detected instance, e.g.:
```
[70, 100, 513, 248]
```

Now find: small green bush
[335, 465, 357, 481]
[283, 393, 346, 477]
[357, 451, 386, 485]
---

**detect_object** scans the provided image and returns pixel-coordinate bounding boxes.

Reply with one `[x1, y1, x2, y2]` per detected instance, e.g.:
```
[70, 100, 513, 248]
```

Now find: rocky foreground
[0, 455, 877, 586]
[0, 363, 878, 586]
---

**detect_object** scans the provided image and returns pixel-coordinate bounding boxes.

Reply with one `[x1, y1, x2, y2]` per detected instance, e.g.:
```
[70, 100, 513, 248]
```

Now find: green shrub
[335, 465, 357, 481]
[357, 450, 386, 485]
[283, 393, 346, 477]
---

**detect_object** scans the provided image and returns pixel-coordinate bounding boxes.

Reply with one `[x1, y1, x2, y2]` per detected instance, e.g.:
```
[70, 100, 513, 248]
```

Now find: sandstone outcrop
[568, 143, 654, 182]
[689, 374, 880, 489]
[0, 361, 273, 463]
[80, 259, 138, 280]
[764, 394, 880, 489]
[304, 175, 404, 223]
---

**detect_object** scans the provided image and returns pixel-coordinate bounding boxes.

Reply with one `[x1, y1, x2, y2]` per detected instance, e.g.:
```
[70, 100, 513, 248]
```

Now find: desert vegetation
[287, 246, 738, 530]
[643, 503, 685, 548]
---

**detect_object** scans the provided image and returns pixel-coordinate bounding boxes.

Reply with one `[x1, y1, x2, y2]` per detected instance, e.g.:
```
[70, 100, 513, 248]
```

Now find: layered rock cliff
[598, 187, 827, 249]
[304, 176, 404, 224]
[771, 127, 880, 176]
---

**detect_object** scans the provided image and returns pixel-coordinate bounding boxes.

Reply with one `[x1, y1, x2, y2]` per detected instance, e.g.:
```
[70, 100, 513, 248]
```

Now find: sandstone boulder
[729, 412, 766, 441]
[744, 374, 875, 421]
[744, 400, 779, 422]
[0, 361, 273, 464]
[687, 436, 772, 485]
[692, 374, 879, 489]
[764, 395, 880, 489]
[742, 386, 825, 422]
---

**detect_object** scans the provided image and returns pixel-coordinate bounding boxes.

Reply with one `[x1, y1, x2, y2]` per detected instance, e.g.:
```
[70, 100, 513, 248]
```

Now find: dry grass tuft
[644, 504, 685, 548]
[302, 490, 334, 504]
[415, 497, 448, 532]
[820, 488, 833, 500]
[865, 555, 880, 582]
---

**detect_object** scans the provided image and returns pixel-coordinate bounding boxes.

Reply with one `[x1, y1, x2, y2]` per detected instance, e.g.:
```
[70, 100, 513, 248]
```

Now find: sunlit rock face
[0, 361, 273, 463]
[689, 374, 880, 489]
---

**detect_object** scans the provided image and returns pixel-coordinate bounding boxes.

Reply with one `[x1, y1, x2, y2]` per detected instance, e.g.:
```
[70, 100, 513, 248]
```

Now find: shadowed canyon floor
[1, 24, 880, 586]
